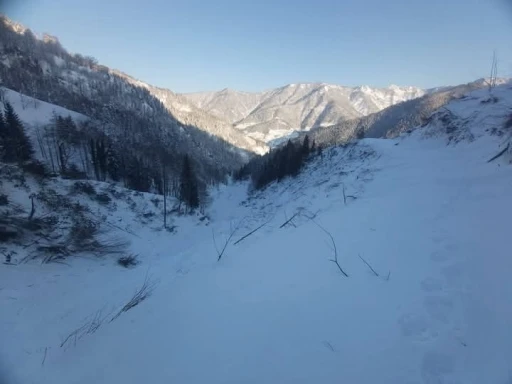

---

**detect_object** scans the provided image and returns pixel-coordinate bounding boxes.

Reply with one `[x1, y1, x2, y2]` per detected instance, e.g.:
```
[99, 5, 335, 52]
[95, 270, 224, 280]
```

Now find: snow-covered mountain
[0, 15, 268, 159]
[304, 77, 512, 148]
[2, 83, 512, 384]
[184, 83, 426, 143]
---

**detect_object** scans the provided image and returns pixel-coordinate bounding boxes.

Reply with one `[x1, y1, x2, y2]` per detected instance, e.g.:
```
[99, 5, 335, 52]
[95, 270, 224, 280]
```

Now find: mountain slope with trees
[302, 78, 511, 148]
[0, 14, 267, 191]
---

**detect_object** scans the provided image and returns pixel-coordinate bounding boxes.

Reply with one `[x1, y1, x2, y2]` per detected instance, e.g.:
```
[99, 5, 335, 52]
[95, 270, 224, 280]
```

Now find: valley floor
[2, 89, 512, 384]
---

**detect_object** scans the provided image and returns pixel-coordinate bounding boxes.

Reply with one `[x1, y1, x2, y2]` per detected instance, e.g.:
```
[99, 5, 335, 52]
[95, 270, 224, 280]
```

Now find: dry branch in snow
[41, 347, 48, 366]
[213, 217, 246, 261]
[342, 184, 357, 205]
[279, 212, 299, 228]
[110, 274, 156, 322]
[234, 217, 273, 245]
[309, 219, 348, 277]
[358, 253, 379, 277]
[61, 309, 111, 349]
[487, 142, 509, 163]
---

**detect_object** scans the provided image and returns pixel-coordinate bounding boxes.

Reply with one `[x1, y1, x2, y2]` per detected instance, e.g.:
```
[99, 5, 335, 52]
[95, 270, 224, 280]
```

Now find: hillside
[305, 77, 512, 147]
[0, 14, 268, 185]
[184, 83, 426, 143]
[1, 84, 512, 384]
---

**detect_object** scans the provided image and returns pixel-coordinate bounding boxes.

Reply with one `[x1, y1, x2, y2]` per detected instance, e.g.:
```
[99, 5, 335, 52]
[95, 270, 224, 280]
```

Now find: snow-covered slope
[2, 84, 512, 384]
[184, 83, 425, 143]
[0, 88, 86, 127]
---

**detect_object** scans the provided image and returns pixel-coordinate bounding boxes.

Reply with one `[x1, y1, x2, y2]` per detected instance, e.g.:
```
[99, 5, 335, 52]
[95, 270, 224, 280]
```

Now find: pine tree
[106, 143, 120, 182]
[311, 139, 316, 153]
[302, 135, 310, 159]
[355, 126, 365, 140]
[3, 101, 33, 163]
[179, 155, 199, 212]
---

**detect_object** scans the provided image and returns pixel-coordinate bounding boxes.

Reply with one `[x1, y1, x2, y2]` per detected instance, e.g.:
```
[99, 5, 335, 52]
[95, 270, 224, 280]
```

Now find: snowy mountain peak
[388, 84, 403, 91]
[183, 82, 426, 144]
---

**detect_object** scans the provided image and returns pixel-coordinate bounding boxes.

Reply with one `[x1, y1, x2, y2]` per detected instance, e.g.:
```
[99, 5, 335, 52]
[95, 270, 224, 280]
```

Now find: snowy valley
[1, 79, 512, 384]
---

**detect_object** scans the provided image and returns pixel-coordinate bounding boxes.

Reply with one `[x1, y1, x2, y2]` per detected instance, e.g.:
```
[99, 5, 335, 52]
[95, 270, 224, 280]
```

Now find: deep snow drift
[1, 85, 512, 384]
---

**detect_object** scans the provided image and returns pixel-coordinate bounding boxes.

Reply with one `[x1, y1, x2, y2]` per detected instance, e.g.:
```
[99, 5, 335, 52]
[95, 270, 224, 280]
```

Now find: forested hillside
[0, 15, 266, 193]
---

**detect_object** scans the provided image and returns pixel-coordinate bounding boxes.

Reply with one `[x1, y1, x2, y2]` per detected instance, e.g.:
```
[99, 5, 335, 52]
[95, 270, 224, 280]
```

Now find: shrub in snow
[37, 244, 70, 263]
[480, 96, 499, 104]
[60, 309, 110, 349]
[504, 114, 512, 130]
[0, 225, 18, 242]
[108, 187, 128, 200]
[62, 164, 87, 180]
[21, 160, 49, 178]
[117, 254, 139, 268]
[0, 163, 27, 188]
[72, 181, 96, 196]
[69, 216, 99, 248]
[95, 192, 111, 205]
[110, 274, 156, 322]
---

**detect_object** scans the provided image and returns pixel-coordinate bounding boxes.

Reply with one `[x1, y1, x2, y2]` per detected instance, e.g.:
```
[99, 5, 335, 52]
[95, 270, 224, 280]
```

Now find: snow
[2, 88, 86, 128]
[53, 56, 65, 67]
[2, 85, 512, 384]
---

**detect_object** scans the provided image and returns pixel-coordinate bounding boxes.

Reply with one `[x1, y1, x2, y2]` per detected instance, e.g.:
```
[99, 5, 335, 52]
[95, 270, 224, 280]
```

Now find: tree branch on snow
[110, 273, 157, 322]
[487, 142, 510, 163]
[41, 347, 48, 366]
[213, 217, 246, 261]
[322, 341, 336, 352]
[342, 184, 357, 205]
[309, 219, 348, 277]
[358, 253, 379, 277]
[60, 308, 111, 349]
[301, 209, 319, 221]
[279, 211, 299, 228]
[234, 216, 273, 245]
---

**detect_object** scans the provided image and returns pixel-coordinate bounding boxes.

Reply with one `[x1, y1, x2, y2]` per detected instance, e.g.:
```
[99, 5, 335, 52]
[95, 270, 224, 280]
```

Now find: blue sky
[4, 0, 512, 92]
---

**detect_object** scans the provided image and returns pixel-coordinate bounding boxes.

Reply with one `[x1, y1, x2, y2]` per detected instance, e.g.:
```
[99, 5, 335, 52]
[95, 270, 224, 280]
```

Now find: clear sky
[3, 0, 512, 92]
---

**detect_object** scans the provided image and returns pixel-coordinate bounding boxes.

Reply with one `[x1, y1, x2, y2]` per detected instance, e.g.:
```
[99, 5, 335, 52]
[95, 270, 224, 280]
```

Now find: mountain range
[0, 13, 508, 161]
[184, 83, 427, 144]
